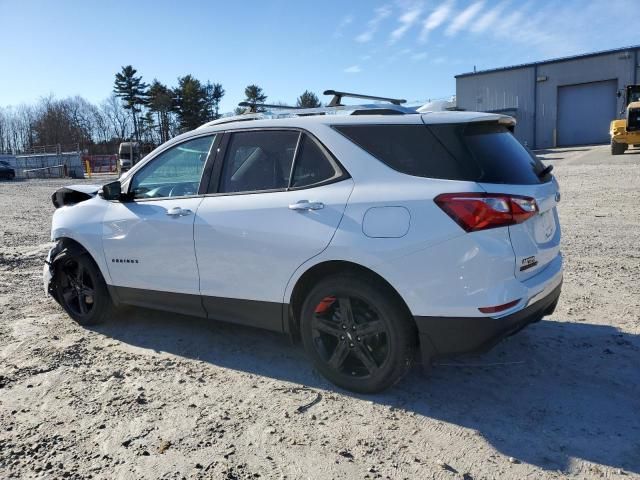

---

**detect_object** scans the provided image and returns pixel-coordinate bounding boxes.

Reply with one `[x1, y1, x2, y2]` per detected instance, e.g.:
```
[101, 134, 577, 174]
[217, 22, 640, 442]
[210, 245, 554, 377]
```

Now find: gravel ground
[0, 146, 639, 480]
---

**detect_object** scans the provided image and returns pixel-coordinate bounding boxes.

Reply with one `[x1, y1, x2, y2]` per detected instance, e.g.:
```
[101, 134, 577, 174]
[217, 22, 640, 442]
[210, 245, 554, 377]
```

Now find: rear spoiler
[498, 116, 516, 127]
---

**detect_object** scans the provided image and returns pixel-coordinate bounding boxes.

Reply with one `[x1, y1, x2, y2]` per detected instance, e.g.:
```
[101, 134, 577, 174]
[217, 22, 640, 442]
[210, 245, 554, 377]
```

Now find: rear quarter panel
[283, 174, 515, 318]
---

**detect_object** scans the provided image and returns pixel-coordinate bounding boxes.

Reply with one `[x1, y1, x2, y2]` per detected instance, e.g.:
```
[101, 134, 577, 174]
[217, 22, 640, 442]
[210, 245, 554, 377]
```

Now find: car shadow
[91, 308, 640, 474]
[532, 148, 592, 155]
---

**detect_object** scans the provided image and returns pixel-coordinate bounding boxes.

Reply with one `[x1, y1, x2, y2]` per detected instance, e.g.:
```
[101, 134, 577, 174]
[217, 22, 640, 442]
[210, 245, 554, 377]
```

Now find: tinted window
[429, 123, 548, 184]
[290, 135, 336, 188]
[131, 135, 214, 199]
[220, 131, 299, 193]
[334, 125, 479, 181]
[336, 123, 549, 185]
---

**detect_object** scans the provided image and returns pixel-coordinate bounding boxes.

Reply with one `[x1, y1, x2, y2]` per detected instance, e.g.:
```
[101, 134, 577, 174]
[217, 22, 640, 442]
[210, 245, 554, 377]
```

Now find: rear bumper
[415, 282, 561, 363]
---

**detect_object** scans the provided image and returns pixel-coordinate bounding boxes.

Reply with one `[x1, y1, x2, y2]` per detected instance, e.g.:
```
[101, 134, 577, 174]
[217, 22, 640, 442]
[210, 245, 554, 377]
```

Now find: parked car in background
[0, 160, 16, 180]
[44, 91, 562, 393]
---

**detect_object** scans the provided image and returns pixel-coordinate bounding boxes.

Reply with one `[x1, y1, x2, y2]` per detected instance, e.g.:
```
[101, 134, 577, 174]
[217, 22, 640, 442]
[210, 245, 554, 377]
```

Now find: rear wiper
[538, 164, 553, 178]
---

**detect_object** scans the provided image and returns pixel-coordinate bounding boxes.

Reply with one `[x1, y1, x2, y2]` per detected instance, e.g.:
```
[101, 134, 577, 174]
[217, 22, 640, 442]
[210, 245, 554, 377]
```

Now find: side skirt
[201, 296, 284, 333]
[110, 286, 285, 333]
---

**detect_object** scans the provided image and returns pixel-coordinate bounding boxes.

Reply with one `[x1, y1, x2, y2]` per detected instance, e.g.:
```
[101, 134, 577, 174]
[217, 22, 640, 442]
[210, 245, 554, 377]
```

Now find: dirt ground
[0, 145, 639, 480]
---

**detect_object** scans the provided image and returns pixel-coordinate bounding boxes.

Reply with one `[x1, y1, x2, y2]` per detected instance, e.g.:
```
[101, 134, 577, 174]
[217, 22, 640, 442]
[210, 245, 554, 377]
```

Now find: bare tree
[101, 94, 131, 141]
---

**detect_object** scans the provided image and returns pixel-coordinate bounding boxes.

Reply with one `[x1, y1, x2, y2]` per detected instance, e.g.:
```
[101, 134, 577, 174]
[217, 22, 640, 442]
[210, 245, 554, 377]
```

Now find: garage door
[557, 80, 618, 146]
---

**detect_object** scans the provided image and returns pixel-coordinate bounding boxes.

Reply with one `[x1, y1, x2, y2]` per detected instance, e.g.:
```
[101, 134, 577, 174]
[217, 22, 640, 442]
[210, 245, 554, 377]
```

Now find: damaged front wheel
[53, 249, 113, 326]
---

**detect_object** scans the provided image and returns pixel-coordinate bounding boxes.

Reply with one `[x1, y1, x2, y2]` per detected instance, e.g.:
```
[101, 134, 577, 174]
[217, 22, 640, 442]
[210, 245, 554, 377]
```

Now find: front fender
[50, 196, 111, 284]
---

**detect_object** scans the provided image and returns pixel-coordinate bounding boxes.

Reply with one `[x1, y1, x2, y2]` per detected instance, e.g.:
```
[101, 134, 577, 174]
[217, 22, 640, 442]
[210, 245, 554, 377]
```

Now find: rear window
[335, 122, 550, 185]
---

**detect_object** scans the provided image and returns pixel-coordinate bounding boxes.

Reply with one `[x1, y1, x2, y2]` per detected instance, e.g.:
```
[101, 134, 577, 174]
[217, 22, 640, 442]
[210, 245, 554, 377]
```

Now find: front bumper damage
[43, 246, 57, 298]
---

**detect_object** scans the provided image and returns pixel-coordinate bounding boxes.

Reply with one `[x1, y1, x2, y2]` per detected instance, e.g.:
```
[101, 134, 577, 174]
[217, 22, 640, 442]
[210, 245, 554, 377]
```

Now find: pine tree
[173, 75, 208, 131]
[147, 80, 173, 143]
[204, 82, 225, 121]
[210, 83, 225, 120]
[113, 65, 148, 141]
[243, 84, 267, 111]
[296, 90, 321, 108]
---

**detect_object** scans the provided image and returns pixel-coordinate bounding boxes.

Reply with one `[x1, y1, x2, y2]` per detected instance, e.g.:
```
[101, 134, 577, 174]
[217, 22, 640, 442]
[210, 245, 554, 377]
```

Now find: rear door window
[290, 135, 338, 188]
[219, 130, 299, 193]
[335, 122, 550, 185]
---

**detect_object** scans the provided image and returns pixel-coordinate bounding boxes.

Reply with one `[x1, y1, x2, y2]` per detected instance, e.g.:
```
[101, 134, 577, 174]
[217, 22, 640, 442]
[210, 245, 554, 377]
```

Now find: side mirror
[102, 181, 123, 201]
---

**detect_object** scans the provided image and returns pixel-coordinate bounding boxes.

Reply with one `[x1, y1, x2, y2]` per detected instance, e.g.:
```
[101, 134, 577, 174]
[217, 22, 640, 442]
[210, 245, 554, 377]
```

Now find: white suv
[44, 93, 562, 393]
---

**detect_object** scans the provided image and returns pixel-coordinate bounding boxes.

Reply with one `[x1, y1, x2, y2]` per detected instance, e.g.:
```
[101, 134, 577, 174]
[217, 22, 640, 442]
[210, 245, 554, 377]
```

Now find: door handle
[289, 200, 324, 211]
[166, 207, 193, 217]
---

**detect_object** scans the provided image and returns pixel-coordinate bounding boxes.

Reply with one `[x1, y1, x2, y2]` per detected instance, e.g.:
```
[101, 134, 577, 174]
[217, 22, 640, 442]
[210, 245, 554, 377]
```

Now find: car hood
[52, 184, 102, 208]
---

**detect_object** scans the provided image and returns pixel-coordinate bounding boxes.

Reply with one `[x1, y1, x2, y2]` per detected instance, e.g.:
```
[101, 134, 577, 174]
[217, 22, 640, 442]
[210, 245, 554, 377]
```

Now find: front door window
[131, 135, 215, 199]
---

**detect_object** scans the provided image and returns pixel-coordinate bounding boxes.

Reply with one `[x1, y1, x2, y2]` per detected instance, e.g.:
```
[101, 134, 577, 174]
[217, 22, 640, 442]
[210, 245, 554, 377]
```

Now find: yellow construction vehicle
[610, 85, 640, 155]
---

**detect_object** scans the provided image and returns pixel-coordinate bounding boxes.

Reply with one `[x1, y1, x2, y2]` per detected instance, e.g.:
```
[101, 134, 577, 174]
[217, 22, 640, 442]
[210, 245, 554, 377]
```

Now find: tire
[611, 140, 627, 155]
[300, 274, 416, 393]
[53, 249, 113, 326]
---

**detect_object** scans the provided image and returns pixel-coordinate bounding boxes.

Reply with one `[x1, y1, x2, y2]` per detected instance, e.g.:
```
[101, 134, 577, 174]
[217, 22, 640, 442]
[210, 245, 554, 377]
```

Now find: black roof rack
[229, 94, 418, 122]
[324, 90, 406, 107]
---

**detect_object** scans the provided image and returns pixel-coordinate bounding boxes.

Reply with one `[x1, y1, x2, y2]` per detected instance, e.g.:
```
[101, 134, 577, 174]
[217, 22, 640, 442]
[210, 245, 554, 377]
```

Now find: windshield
[627, 85, 640, 105]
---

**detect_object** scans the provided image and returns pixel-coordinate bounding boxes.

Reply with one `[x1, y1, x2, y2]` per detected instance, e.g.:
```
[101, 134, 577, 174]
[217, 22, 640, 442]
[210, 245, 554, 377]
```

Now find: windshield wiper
[538, 164, 553, 178]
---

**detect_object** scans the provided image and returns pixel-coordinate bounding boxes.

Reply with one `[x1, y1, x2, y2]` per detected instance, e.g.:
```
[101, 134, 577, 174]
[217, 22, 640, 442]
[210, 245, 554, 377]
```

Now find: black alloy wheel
[53, 249, 113, 326]
[300, 274, 415, 393]
[58, 258, 96, 318]
[311, 295, 389, 378]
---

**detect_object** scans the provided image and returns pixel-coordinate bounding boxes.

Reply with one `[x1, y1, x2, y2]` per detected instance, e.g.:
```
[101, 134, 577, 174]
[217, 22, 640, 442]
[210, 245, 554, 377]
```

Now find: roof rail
[197, 113, 264, 129]
[197, 96, 418, 130]
[238, 101, 302, 113]
[234, 102, 416, 117]
[324, 90, 406, 107]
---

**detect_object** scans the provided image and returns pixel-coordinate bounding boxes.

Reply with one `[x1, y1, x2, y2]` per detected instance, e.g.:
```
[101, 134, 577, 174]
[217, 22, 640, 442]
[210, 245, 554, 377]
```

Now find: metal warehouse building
[455, 46, 640, 149]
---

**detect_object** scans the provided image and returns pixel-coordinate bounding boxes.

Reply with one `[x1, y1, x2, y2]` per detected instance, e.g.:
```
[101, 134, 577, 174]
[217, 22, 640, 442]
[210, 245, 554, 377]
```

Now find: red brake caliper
[314, 296, 337, 314]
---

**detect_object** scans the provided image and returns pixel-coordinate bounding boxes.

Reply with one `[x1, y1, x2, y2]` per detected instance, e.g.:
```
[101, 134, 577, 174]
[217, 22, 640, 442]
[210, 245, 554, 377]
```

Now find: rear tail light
[434, 193, 538, 232]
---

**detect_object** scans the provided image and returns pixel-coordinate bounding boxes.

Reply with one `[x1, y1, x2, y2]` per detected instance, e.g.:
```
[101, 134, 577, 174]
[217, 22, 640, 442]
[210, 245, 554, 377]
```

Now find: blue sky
[1, 0, 638, 112]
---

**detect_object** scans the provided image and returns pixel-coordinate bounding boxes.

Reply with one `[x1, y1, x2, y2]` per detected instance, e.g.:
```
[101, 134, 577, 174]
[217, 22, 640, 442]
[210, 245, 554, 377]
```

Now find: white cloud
[344, 65, 362, 74]
[419, 0, 454, 42]
[356, 5, 392, 43]
[471, 1, 507, 34]
[389, 6, 423, 44]
[494, 8, 526, 38]
[445, 0, 485, 37]
[411, 52, 428, 61]
[333, 14, 354, 38]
